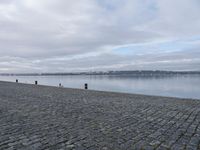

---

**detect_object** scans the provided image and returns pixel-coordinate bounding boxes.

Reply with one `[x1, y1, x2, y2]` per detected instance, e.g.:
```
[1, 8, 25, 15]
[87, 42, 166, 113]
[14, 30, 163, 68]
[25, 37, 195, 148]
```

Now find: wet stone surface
[0, 81, 200, 150]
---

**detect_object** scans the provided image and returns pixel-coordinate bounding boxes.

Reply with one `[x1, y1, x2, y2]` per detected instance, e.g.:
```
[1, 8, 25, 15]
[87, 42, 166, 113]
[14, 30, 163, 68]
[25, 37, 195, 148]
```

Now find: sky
[0, 0, 200, 73]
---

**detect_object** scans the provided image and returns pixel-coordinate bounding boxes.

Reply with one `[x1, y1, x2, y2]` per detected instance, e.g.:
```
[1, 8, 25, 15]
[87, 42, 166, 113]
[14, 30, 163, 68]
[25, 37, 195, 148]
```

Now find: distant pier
[0, 81, 200, 150]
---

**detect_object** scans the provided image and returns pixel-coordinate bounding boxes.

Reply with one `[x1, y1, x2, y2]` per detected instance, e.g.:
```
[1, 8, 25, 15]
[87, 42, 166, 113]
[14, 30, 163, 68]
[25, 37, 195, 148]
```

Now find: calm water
[0, 75, 200, 99]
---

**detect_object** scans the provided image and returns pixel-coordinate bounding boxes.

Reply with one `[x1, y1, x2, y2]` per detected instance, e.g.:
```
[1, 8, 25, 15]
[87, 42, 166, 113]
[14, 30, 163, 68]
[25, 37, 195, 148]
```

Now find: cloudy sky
[0, 0, 200, 73]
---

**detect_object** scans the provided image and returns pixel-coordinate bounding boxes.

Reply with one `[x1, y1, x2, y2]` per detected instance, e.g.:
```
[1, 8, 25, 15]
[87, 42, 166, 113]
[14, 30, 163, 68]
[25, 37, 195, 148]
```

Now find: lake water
[0, 75, 200, 99]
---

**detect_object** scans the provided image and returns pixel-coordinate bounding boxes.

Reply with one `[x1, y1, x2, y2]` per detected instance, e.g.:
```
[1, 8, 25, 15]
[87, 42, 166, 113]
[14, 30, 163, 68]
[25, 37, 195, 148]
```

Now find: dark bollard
[35, 81, 38, 85]
[16, 79, 18, 83]
[85, 83, 88, 90]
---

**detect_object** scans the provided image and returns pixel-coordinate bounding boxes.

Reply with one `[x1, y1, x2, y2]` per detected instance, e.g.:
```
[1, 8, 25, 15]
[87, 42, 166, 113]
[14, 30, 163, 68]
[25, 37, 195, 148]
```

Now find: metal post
[85, 83, 88, 89]
[16, 79, 18, 83]
[35, 81, 38, 85]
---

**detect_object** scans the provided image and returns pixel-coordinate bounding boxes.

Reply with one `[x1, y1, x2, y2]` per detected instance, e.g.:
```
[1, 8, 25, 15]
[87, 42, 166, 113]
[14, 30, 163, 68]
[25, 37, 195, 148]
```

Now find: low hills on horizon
[0, 70, 200, 77]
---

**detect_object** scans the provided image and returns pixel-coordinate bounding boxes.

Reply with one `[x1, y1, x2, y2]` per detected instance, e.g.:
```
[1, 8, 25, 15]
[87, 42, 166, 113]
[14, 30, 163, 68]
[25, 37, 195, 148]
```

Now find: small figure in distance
[59, 83, 63, 88]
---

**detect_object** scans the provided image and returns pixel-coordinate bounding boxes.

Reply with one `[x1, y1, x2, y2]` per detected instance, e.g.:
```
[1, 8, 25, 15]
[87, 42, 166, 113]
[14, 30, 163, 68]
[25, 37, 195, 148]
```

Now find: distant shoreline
[1, 70, 200, 76]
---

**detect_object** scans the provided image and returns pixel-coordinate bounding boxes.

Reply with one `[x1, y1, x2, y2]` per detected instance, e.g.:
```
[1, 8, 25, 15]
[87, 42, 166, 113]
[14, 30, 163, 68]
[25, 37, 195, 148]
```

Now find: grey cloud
[0, 0, 200, 72]
[2, 48, 198, 73]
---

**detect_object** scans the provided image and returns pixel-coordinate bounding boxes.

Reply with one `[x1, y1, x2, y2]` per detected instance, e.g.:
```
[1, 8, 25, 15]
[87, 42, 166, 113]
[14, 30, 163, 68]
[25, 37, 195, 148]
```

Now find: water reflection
[0, 75, 200, 99]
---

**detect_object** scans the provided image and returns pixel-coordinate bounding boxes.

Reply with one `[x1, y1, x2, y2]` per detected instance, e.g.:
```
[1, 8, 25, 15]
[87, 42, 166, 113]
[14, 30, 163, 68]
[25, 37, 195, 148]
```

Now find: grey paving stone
[0, 81, 200, 150]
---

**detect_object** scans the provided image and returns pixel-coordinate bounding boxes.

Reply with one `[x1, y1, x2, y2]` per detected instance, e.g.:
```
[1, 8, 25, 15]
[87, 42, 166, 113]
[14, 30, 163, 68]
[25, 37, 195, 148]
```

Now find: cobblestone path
[0, 81, 200, 150]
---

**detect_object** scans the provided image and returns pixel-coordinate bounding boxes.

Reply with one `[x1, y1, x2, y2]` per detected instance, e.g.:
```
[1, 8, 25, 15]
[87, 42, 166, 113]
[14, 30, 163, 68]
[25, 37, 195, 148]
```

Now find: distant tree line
[1, 70, 200, 77]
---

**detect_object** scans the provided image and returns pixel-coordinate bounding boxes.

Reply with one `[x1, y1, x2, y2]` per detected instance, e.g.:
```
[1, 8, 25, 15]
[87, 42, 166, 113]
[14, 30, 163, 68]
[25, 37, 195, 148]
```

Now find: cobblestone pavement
[0, 81, 200, 150]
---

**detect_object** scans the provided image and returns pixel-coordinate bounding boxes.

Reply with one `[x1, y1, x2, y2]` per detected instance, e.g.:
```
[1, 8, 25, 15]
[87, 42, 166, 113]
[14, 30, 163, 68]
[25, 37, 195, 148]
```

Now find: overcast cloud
[0, 0, 200, 73]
